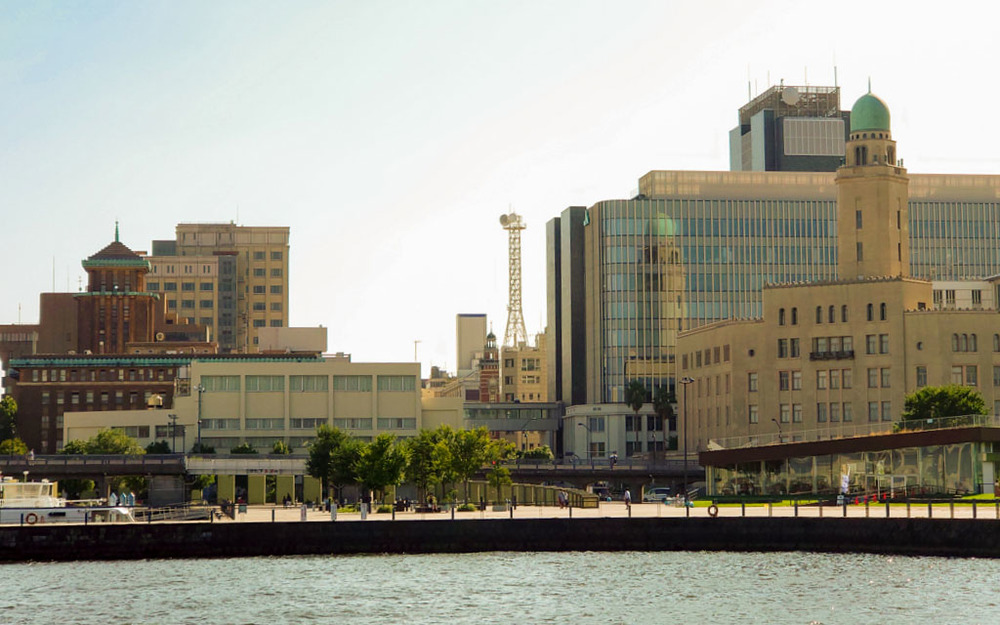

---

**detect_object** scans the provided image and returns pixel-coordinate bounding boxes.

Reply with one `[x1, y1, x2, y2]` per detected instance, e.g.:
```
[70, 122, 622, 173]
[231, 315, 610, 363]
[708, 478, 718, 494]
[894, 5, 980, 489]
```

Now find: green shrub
[376, 504, 393, 513]
[457, 503, 477, 512]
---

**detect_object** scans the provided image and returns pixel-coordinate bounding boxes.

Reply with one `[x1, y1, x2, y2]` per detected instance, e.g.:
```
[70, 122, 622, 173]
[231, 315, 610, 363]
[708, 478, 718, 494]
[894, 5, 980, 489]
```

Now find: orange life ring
[25, 513, 39, 525]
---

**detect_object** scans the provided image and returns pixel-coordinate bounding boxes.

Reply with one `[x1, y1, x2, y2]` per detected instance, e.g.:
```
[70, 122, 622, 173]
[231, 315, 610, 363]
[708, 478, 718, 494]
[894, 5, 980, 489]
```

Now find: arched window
[791, 308, 798, 325]
[971, 334, 977, 352]
[816, 306, 823, 324]
[841, 305, 848, 322]
[779, 308, 786, 326]
[867, 304, 874, 321]
[880, 303, 887, 321]
[828, 306, 835, 323]
[952, 334, 959, 352]
[960, 334, 968, 352]
[994, 334, 1000, 352]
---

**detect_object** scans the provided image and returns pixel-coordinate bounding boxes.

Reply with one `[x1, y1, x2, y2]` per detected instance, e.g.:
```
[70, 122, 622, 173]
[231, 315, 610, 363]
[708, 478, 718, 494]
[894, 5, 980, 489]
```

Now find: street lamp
[679, 376, 694, 505]
[195, 384, 205, 453]
[168, 413, 178, 454]
[771, 418, 783, 443]
[577, 422, 592, 460]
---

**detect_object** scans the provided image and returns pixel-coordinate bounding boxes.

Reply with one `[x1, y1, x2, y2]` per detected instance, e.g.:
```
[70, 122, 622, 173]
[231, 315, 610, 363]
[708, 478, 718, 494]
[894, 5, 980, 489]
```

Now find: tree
[58, 429, 146, 496]
[405, 426, 454, 502]
[625, 379, 647, 458]
[271, 440, 291, 455]
[146, 440, 171, 454]
[521, 444, 553, 460]
[354, 433, 407, 504]
[0, 395, 17, 441]
[449, 427, 494, 503]
[901, 385, 987, 426]
[306, 425, 361, 501]
[0, 438, 28, 455]
[485, 438, 516, 503]
[230, 442, 258, 454]
[191, 442, 216, 454]
[653, 386, 677, 455]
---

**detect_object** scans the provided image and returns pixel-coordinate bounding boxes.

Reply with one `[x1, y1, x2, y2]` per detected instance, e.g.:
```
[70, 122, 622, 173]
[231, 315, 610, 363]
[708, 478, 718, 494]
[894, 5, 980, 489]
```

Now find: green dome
[850, 92, 890, 132]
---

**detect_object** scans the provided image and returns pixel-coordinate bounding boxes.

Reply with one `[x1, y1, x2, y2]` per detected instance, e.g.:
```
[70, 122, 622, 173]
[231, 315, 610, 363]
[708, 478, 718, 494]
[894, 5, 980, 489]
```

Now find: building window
[817, 403, 827, 423]
[790, 338, 800, 358]
[254, 251, 265, 260]
[792, 404, 802, 423]
[816, 306, 822, 324]
[270, 285, 282, 294]
[271, 251, 283, 260]
[253, 268, 265, 277]
[971, 334, 978, 352]
[163, 282, 177, 291]
[830, 369, 840, 389]
[879, 303, 887, 321]
[253, 286, 265, 294]
[828, 306, 834, 323]
[199, 300, 213, 309]
[866, 335, 877, 354]
[270, 268, 282, 278]
[879, 334, 889, 354]
[966, 365, 978, 386]
[777, 339, 788, 358]
[857, 242, 863, 261]
[780, 404, 790, 423]
[993, 334, 999, 352]
[253, 319, 265, 327]
[866, 303, 873, 321]
[271, 302, 282, 311]
[791, 308, 797, 325]
[246, 375, 284, 392]
[253, 302, 266, 311]
[830, 403, 841, 423]
[377, 375, 417, 392]
[779, 308, 786, 326]
[377, 417, 417, 430]
[881, 368, 890, 388]
[841, 305, 848, 322]
[868, 368, 878, 388]
[182, 282, 195, 291]
[868, 402, 879, 422]
[817, 370, 828, 389]
[181, 300, 195, 309]
[333, 375, 373, 392]
[749, 405, 758, 424]
[290, 375, 328, 392]
[748, 372, 758, 392]
[779, 371, 790, 391]
[881, 401, 892, 422]
[951, 366, 964, 385]
[200, 283, 214, 291]
[917, 366, 927, 388]
[791, 371, 802, 390]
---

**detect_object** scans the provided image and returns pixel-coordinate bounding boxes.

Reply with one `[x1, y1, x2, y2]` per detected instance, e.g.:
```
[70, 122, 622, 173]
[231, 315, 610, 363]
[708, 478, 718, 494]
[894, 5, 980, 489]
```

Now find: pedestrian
[623, 488, 632, 509]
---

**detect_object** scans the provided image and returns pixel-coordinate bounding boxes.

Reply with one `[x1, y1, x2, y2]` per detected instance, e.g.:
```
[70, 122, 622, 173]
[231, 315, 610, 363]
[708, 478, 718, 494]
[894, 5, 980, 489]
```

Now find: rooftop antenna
[834, 65, 838, 88]
[499, 211, 528, 348]
[804, 66, 808, 85]
[868, 76, 872, 93]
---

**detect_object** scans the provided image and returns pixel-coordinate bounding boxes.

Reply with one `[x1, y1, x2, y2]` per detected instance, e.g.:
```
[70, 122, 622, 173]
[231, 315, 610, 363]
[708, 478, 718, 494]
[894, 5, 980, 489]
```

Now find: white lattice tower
[500, 212, 528, 347]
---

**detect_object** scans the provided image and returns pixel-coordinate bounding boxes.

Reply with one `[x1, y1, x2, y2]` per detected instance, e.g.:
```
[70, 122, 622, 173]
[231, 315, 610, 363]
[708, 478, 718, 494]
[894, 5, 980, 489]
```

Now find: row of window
[147, 282, 215, 292]
[681, 344, 732, 369]
[31, 368, 173, 383]
[200, 374, 418, 393]
[252, 251, 284, 261]
[778, 303, 892, 326]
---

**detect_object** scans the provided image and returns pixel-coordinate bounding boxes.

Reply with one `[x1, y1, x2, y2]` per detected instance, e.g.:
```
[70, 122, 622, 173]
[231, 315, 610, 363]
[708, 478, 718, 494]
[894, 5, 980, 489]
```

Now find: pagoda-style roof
[81, 240, 150, 269]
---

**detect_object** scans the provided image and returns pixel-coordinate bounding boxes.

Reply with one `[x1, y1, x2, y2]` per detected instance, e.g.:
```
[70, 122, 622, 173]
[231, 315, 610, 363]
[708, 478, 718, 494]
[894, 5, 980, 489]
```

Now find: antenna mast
[499, 212, 528, 348]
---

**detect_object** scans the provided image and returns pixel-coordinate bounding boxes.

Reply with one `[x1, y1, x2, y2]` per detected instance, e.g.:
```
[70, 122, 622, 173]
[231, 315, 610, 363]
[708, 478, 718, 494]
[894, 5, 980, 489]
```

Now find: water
[2, 551, 999, 624]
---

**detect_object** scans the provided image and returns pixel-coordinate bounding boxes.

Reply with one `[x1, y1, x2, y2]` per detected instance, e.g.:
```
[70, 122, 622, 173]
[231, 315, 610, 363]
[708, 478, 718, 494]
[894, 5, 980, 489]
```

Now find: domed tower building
[836, 90, 910, 280]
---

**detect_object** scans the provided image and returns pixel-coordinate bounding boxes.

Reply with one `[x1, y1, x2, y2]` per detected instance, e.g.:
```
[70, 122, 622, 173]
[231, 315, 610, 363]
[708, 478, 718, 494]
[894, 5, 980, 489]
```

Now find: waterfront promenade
[230, 499, 1000, 523]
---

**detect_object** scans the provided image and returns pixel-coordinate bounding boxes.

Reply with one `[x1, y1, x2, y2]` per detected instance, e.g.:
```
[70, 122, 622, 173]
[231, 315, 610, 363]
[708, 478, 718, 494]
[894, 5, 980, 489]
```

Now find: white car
[642, 487, 672, 502]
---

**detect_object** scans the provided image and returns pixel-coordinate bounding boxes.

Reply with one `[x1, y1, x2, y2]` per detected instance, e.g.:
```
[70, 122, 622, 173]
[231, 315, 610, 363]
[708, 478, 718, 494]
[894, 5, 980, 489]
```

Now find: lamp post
[168, 413, 178, 454]
[195, 384, 205, 452]
[577, 421, 592, 461]
[679, 377, 694, 505]
[771, 417, 783, 443]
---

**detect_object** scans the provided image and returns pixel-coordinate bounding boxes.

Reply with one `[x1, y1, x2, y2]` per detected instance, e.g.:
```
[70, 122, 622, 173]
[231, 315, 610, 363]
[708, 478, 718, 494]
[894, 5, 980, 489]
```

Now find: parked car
[642, 487, 672, 502]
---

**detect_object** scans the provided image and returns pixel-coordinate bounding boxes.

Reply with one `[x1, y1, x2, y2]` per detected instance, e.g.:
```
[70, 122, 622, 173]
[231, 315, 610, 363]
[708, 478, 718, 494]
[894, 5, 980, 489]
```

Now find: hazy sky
[4, 1, 1000, 375]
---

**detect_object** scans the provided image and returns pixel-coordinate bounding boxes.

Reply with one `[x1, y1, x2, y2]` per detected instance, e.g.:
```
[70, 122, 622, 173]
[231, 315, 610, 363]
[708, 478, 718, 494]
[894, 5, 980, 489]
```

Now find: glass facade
[708, 442, 982, 497]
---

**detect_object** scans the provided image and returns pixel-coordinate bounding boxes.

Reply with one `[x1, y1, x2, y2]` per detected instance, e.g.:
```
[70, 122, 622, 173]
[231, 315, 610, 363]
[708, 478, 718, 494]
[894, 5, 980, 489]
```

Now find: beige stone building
[148, 223, 290, 353]
[501, 332, 549, 402]
[63, 353, 464, 452]
[677, 91, 1000, 454]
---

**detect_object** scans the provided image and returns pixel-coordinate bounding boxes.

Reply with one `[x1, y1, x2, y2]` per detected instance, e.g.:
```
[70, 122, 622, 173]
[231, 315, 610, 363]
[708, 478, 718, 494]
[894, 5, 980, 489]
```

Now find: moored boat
[0, 477, 135, 525]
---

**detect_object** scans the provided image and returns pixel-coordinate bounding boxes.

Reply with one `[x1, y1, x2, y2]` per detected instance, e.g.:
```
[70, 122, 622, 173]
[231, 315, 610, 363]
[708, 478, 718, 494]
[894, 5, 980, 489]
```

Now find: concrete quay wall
[2, 517, 999, 562]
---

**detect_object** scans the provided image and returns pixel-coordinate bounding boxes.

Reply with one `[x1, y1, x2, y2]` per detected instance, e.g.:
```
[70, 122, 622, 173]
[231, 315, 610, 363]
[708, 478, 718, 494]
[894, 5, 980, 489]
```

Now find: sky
[4, 1, 1000, 376]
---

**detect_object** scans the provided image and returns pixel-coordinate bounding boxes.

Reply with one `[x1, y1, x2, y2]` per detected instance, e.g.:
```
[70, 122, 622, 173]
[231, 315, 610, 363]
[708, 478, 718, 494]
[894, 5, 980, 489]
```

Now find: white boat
[0, 478, 135, 525]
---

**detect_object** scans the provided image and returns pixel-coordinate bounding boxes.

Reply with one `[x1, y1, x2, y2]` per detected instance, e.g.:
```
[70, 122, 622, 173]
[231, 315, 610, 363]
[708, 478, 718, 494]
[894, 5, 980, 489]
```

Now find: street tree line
[306, 424, 516, 505]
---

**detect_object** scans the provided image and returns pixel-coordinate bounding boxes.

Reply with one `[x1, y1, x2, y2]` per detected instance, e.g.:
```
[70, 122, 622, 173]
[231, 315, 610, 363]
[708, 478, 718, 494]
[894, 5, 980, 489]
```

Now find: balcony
[809, 350, 855, 361]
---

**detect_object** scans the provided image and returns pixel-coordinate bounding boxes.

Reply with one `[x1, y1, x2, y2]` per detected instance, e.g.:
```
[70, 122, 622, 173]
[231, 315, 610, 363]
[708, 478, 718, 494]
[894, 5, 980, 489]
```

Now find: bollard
[741, 502, 746, 517]
[331, 505, 337, 522]
[569, 505, 572, 518]
[906, 500, 911, 518]
[360, 502, 368, 520]
[973, 501, 978, 519]
[885, 501, 890, 518]
[767, 503, 772, 518]
[950, 501, 954, 519]
[84, 511, 88, 526]
[686, 503, 690, 518]
[794, 500, 798, 517]
[272, 509, 275, 523]
[842, 501, 847, 518]
[392, 505, 396, 521]
[628, 504, 632, 519]
[864, 499, 869, 518]
[509, 501, 513, 519]
[451, 504, 455, 520]
[819, 503, 823, 518]
[928, 501, 933, 518]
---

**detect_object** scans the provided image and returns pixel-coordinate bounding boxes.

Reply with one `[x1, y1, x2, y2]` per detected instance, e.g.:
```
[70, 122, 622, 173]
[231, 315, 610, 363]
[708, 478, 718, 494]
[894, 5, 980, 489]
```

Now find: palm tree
[625, 379, 647, 460]
[652, 386, 676, 462]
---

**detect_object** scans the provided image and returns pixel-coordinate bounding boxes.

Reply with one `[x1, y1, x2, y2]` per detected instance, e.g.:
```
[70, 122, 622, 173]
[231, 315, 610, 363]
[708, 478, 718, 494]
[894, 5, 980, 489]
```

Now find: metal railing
[711, 413, 1000, 450]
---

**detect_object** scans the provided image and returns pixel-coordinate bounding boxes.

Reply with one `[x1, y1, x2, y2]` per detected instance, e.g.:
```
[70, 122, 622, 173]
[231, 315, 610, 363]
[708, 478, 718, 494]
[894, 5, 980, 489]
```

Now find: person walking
[623, 488, 632, 510]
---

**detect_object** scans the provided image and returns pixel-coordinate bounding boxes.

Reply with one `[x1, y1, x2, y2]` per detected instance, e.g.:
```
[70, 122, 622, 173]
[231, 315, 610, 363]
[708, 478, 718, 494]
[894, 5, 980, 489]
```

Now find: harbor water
[3, 550, 999, 624]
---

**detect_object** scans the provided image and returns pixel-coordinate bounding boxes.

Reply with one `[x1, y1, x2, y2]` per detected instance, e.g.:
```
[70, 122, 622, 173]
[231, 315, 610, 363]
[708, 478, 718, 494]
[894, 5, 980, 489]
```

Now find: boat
[0, 477, 135, 525]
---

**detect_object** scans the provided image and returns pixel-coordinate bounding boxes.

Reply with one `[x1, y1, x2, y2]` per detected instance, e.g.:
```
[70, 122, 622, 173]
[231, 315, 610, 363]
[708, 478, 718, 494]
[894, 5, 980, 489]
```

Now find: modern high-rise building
[729, 84, 850, 172]
[455, 313, 488, 376]
[550, 90, 1000, 460]
[149, 223, 290, 352]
